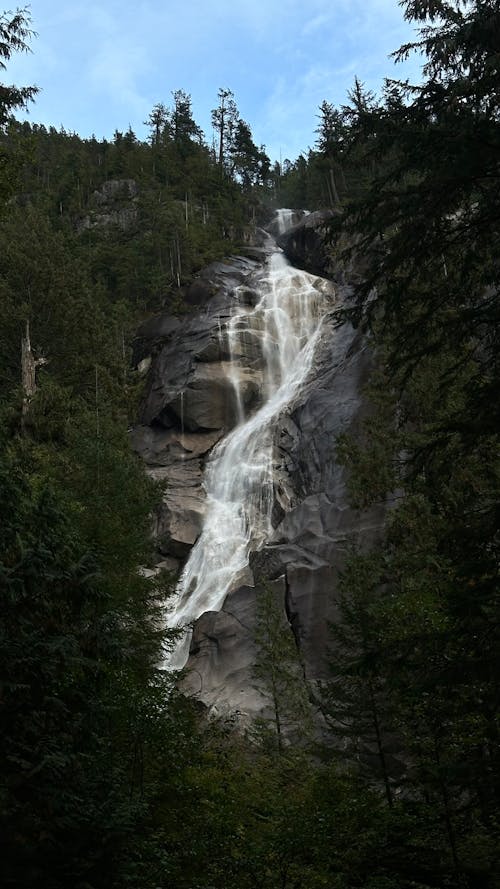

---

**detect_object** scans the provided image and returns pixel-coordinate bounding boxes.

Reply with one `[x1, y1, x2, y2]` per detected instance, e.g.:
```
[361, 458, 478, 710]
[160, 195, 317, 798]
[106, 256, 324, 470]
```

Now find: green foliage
[323, 550, 397, 809]
[251, 582, 312, 753]
[2, 3, 500, 886]
[277, 78, 379, 211]
[0, 449, 179, 888]
[336, 363, 400, 508]
[0, 6, 38, 192]
[323, 3, 500, 886]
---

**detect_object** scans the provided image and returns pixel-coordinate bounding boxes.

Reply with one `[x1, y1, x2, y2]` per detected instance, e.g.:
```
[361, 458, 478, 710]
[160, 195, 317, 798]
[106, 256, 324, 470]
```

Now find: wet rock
[131, 424, 222, 466]
[131, 424, 224, 559]
[182, 585, 259, 708]
[157, 557, 181, 574]
[131, 424, 173, 465]
[141, 556, 180, 578]
[132, 315, 181, 366]
[238, 287, 260, 307]
[139, 254, 265, 429]
[150, 459, 205, 556]
[249, 546, 285, 581]
[133, 251, 274, 561]
[167, 362, 261, 431]
[175, 429, 224, 458]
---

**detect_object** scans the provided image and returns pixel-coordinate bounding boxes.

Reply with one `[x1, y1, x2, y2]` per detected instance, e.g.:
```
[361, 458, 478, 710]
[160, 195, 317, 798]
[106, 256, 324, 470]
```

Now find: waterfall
[276, 208, 294, 233]
[166, 210, 329, 670]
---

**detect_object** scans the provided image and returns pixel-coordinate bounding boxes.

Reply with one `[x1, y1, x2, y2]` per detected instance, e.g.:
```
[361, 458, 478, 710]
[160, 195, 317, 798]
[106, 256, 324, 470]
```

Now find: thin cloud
[301, 13, 332, 37]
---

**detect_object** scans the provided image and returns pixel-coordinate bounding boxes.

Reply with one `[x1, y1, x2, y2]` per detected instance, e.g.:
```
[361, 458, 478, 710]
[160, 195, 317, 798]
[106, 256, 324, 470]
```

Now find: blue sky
[7, 0, 423, 162]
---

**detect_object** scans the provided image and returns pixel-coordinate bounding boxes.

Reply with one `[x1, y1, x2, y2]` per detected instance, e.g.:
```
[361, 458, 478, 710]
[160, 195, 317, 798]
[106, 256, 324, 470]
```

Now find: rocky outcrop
[259, 320, 385, 680]
[138, 254, 266, 431]
[277, 209, 339, 277]
[132, 252, 268, 560]
[181, 576, 288, 720]
[78, 179, 139, 232]
[266, 208, 308, 238]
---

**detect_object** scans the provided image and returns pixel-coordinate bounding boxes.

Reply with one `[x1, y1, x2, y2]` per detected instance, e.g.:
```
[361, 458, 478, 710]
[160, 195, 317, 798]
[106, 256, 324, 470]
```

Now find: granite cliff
[131, 210, 385, 719]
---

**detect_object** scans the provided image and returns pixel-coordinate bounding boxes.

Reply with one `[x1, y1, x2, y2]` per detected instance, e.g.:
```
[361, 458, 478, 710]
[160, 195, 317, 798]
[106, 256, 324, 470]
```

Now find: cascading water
[166, 210, 330, 670]
[276, 207, 294, 233]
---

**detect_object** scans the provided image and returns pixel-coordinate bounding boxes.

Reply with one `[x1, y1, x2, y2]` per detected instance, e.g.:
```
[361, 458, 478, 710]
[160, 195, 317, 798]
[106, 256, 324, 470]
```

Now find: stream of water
[166, 210, 329, 669]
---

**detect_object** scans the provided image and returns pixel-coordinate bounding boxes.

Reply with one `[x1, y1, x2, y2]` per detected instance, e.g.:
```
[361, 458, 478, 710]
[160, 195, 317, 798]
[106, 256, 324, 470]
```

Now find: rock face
[277, 209, 339, 277]
[138, 254, 266, 429]
[184, 311, 385, 714]
[254, 322, 385, 681]
[78, 179, 139, 232]
[132, 213, 385, 720]
[133, 252, 266, 561]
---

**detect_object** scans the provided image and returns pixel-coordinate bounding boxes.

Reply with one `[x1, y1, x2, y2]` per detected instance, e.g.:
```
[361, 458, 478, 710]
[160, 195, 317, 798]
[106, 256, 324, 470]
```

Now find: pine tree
[211, 87, 239, 173]
[0, 7, 38, 202]
[324, 552, 397, 808]
[251, 583, 312, 753]
[0, 7, 38, 124]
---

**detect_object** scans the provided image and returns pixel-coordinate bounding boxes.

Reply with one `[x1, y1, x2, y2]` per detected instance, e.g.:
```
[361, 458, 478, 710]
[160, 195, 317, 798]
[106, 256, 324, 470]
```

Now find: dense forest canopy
[1, 2, 499, 888]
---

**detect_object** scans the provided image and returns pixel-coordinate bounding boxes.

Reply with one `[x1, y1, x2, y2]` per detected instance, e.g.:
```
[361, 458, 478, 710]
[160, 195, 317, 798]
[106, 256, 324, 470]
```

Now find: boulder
[131, 424, 222, 466]
[150, 459, 205, 557]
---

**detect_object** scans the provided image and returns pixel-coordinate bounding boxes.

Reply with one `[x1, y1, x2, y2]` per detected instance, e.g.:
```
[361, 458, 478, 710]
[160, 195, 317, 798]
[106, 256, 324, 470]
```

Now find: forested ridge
[1, 2, 499, 888]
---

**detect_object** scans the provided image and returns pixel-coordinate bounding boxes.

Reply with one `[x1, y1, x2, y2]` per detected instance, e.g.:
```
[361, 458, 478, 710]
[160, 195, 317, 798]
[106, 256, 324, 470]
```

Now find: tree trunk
[271, 669, 283, 755]
[329, 166, 341, 207]
[21, 321, 47, 429]
[218, 107, 225, 170]
[368, 678, 393, 808]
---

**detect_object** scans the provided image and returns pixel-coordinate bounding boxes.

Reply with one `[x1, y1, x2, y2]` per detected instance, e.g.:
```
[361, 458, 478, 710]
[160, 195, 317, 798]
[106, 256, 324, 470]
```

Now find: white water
[276, 208, 295, 233]
[166, 211, 329, 669]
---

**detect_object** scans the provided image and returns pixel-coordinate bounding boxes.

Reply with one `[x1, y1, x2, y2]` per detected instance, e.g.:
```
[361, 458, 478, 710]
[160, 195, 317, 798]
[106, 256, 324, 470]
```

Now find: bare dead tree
[21, 321, 47, 428]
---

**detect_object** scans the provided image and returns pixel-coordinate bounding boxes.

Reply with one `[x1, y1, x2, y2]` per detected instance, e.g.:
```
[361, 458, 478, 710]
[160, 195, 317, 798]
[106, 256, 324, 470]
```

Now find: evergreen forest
[1, 2, 499, 887]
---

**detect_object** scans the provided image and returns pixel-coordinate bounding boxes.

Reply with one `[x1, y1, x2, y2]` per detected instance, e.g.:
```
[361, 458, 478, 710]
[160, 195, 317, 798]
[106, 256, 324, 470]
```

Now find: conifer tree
[324, 552, 397, 808]
[0, 7, 37, 202]
[251, 583, 312, 753]
[0, 7, 38, 125]
[211, 87, 239, 172]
